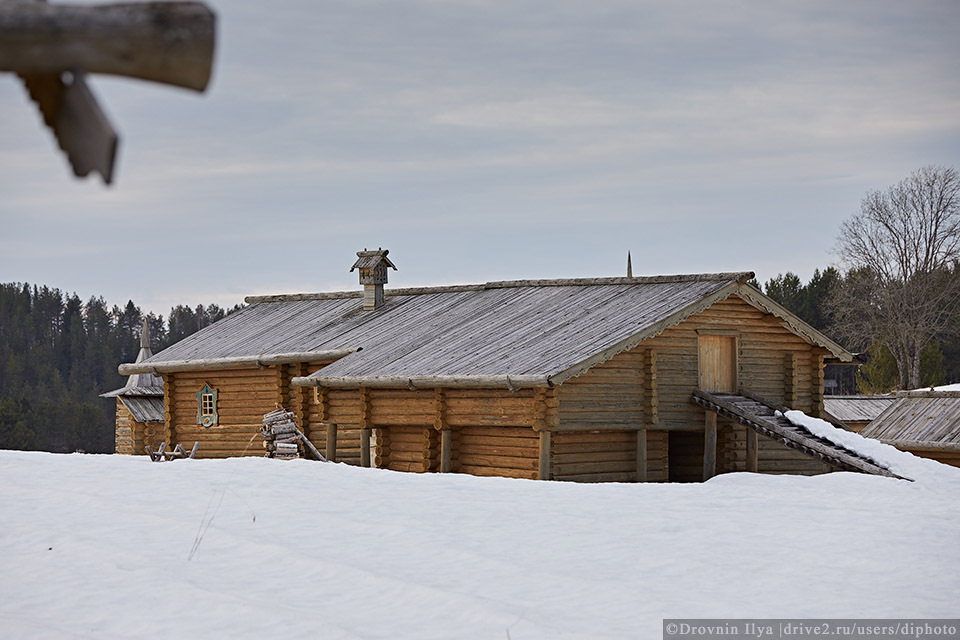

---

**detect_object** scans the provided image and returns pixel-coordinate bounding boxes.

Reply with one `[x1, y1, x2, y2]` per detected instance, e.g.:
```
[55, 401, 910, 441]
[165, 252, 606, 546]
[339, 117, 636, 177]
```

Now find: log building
[115, 249, 896, 481]
[102, 320, 164, 454]
[860, 391, 960, 468]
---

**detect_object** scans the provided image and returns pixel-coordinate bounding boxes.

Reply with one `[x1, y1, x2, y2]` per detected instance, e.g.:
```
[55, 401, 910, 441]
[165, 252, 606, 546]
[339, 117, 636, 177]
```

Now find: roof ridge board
[243, 272, 755, 304]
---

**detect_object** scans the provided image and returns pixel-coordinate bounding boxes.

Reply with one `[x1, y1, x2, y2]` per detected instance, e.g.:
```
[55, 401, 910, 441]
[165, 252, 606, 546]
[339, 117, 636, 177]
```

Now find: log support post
[637, 427, 648, 482]
[440, 429, 452, 473]
[746, 428, 759, 473]
[360, 428, 372, 468]
[538, 430, 552, 480]
[703, 410, 717, 481]
[325, 422, 338, 463]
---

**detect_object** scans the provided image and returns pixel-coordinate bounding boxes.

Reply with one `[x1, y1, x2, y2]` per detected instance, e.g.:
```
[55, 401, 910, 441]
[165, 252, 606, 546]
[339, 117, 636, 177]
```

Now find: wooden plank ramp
[691, 389, 905, 480]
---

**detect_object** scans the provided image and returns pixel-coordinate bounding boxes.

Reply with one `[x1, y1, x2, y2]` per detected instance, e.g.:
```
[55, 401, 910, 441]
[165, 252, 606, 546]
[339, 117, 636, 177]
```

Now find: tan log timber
[746, 428, 758, 472]
[325, 422, 338, 462]
[637, 428, 648, 482]
[360, 428, 371, 467]
[292, 374, 549, 390]
[440, 429, 452, 473]
[0, 2, 215, 91]
[545, 420, 644, 432]
[120, 349, 358, 375]
[538, 430, 551, 480]
[163, 373, 175, 446]
[703, 410, 717, 480]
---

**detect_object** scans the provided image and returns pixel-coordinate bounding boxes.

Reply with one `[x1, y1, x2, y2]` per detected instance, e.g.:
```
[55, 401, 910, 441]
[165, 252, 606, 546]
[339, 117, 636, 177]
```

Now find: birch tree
[832, 165, 960, 389]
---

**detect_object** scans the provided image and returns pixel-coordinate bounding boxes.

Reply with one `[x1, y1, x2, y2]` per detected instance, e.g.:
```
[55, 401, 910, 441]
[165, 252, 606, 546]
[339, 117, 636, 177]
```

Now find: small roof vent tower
[351, 248, 397, 310]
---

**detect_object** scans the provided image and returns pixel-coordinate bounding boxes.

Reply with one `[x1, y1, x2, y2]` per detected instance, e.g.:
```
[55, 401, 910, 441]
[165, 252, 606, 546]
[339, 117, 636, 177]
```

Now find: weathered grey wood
[440, 429, 452, 473]
[296, 374, 549, 390]
[325, 422, 337, 462]
[297, 431, 325, 462]
[0, 1, 215, 91]
[703, 410, 717, 480]
[538, 430, 551, 480]
[691, 389, 904, 479]
[360, 428, 371, 467]
[20, 70, 117, 183]
[637, 427, 648, 482]
[746, 428, 758, 472]
[120, 349, 358, 375]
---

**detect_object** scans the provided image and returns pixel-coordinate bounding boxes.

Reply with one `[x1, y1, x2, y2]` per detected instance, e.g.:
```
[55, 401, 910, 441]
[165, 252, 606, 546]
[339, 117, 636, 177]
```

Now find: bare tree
[832, 165, 960, 389]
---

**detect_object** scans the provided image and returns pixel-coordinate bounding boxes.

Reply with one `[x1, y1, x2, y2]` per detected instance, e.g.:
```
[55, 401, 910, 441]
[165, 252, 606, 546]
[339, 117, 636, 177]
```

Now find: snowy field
[1, 429, 959, 639]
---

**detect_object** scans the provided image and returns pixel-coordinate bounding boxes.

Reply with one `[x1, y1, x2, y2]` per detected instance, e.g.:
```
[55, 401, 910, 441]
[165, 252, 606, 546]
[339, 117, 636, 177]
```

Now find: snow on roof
[782, 409, 959, 484]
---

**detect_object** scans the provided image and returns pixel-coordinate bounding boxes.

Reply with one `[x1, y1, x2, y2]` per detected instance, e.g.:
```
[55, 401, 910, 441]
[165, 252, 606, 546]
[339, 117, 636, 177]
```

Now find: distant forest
[0, 274, 957, 454]
[0, 282, 242, 453]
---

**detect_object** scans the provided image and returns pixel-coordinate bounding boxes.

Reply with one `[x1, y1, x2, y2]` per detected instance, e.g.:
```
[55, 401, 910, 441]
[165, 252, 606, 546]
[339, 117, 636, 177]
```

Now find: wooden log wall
[902, 447, 960, 468]
[114, 400, 135, 454]
[720, 423, 832, 475]
[558, 348, 644, 431]
[167, 367, 278, 458]
[551, 430, 667, 482]
[642, 296, 829, 431]
[457, 426, 540, 480]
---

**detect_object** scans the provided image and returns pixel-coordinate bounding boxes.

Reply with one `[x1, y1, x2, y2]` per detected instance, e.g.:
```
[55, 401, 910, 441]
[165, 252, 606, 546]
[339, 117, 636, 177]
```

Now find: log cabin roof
[860, 392, 960, 450]
[101, 321, 164, 397]
[118, 396, 165, 423]
[123, 273, 854, 387]
[823, 395, 897, 423]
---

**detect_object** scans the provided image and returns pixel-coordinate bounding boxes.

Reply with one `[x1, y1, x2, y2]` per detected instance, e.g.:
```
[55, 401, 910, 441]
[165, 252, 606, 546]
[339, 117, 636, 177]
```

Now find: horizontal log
[120, 349, 357, 375]
[0, 1, 214, 91]
[457, 454, 538, 471]
[553, 459, 637, 475]
[552, 450, 639, 464]
[554, 471, 637, 483]
[294, 374, 550, 389]
[457, 465, 538, 480]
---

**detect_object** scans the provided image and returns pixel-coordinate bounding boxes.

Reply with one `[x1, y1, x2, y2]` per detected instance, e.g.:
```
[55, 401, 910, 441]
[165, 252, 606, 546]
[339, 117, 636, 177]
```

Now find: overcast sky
[2, 0, 958, 317]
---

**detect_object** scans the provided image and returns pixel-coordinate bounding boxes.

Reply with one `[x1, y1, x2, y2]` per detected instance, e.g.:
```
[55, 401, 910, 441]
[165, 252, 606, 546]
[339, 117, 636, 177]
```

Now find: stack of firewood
[261, 408, 301, 459]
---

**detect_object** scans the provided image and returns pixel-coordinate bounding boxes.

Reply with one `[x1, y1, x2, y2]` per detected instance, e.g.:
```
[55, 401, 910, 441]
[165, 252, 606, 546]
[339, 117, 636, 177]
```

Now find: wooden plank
[325, 423, 338, 462]
[360, 428, 371, 467]
[746, 428, 758, 472]
[538, 430, 551, 480]
[703, 410, 717, 480]
[637, 428, 648, 482]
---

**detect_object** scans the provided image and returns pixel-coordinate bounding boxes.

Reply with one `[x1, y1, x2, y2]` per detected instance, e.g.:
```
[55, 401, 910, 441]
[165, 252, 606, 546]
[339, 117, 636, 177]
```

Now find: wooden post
[703, 410, 717, 481]
[637, 427, 648, 482]
[360, 428, 371, 467]
[325, 422, 337, 462]
[538, 430, 552, 480]
[440, 429, 452, 473]
[746, 428, 759, 472]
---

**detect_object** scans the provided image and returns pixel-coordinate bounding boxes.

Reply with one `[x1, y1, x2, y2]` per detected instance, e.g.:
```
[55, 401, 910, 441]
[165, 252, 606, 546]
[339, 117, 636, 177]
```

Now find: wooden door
[699, 335, 737, 392]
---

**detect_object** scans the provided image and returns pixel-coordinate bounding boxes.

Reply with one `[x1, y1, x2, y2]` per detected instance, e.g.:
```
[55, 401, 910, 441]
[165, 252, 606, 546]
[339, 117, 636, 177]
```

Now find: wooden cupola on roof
[350, 248, 397, 310]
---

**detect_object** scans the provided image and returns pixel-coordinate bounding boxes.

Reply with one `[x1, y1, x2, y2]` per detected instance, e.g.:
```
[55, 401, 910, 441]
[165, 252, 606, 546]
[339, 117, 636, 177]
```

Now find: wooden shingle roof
[823, 395, 896, 423]
[122, 273, 853, 388]
[860, 392, 960, 450]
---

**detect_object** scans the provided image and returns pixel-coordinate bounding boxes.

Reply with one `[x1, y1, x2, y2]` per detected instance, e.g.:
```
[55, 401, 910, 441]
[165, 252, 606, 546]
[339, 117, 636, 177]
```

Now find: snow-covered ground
[2, 442, 959, 639]
[912, 383, 960, 392]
